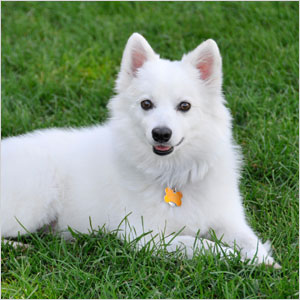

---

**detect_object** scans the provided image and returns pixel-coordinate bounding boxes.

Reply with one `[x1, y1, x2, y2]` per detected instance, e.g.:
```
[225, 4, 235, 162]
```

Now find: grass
[1, 1, 299, 299]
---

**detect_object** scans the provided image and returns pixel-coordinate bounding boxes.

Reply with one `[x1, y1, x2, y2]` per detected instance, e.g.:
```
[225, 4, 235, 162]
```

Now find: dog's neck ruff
[164, 187, 182, 207]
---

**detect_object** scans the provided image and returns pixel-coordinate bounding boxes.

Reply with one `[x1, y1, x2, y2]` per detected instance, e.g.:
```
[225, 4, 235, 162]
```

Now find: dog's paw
[262, 257, 281, 269]
[255, 255, 281, 269]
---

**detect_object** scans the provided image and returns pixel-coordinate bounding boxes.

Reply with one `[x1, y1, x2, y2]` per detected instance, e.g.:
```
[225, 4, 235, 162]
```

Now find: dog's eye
[177, 101, 191, 112]
[141, 100, 153, 110]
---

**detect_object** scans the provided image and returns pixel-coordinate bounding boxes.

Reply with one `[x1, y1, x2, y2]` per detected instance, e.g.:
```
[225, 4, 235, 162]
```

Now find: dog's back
[1, 125, 116, 236]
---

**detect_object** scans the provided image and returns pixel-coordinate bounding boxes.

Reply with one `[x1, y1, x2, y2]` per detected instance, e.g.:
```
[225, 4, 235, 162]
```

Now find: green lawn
[1, 2, 299, 299]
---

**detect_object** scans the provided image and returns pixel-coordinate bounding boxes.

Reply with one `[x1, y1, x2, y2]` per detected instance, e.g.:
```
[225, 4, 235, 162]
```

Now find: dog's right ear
[116, 33, 158, 92]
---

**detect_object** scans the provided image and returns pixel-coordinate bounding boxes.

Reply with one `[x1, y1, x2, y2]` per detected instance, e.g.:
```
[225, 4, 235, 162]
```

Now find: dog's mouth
[152, 138, 184, 156]
[153, 145, 174, 156]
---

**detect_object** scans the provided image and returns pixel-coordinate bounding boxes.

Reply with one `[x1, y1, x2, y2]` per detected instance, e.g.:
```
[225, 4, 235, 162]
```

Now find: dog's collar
[164, 187, 182, 207]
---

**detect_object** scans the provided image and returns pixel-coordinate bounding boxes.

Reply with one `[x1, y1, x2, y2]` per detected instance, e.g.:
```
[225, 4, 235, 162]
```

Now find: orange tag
[164, 187, 182, 207]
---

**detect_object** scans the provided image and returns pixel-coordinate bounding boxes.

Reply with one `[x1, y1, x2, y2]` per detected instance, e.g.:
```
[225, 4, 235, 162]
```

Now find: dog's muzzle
[152, 137, 184, 156]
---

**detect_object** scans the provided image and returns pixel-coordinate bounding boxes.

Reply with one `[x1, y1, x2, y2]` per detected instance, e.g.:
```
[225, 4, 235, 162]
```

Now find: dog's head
[109, 33, 232, 185]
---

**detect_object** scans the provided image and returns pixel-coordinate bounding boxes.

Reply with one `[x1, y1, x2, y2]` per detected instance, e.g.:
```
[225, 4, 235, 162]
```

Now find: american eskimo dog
[1, 33, 279, 267]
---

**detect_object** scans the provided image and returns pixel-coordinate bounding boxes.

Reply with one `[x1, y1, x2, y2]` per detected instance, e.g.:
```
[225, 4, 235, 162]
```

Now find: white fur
[1, 33, 279, 267]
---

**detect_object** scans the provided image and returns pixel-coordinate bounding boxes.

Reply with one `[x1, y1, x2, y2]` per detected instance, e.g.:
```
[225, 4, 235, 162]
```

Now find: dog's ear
[182, 39, 222, 90]
[116, 33, 158, 92]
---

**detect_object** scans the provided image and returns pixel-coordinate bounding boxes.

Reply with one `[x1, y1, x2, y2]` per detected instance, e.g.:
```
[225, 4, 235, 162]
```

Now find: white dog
[1, 33, 279, 267]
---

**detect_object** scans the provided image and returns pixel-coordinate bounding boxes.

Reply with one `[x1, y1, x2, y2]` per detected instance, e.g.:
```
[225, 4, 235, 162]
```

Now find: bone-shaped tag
[164, 187, 182, 207]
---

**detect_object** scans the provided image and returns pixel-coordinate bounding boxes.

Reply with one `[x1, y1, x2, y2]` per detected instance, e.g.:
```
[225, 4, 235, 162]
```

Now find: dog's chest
[124, 186, 210, 235]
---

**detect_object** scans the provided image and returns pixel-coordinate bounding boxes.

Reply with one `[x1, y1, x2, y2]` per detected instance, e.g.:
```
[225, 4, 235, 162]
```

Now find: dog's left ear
[116, 33, 158, 92]
[182, 39, 222, 91]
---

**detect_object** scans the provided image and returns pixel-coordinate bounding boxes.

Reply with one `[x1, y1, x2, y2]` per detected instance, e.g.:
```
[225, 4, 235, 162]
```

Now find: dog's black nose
[152, 127, 172, 143]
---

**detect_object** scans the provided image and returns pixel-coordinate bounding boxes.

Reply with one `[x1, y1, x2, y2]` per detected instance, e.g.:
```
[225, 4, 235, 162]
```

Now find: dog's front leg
[213, 222, 281, 268]
[116, 221, 234, 259]
[163, 235, 235, 259]
[131, 232, 235, 259]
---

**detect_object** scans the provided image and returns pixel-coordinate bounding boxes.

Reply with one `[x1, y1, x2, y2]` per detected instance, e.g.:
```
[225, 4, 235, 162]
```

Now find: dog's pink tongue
[155, 145, 171, 151]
